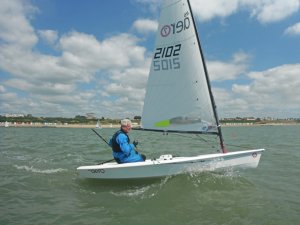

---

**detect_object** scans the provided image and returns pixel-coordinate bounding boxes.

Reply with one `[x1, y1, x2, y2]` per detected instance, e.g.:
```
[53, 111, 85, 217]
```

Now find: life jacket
[111, 130, 130, 152]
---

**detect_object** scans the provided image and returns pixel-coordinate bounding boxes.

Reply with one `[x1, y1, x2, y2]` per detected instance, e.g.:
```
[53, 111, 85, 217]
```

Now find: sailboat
[77, 0, 264, 179]
[4, 121, 9, 128]
[95, 120, 101, 129]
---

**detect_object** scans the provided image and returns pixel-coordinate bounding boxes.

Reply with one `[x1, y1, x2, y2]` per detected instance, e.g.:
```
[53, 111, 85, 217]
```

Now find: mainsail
[142, 0, 220, 135]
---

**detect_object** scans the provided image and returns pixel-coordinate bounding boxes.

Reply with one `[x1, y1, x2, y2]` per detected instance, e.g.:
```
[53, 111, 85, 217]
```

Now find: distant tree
[75, 115, 86, 119]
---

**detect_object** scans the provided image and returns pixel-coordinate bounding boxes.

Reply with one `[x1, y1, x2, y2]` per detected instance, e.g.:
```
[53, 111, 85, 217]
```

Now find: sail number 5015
[153, 44, 181, 71]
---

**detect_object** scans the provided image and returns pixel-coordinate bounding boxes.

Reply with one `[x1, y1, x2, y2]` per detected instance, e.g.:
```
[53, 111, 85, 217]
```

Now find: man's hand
[133, 140, 138, 147]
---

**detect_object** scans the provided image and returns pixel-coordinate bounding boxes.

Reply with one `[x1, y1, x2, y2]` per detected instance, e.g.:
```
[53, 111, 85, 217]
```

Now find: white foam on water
[14, 165, 67, 174]
[110, 176, 171, 199]
[110, 186, 151, 197]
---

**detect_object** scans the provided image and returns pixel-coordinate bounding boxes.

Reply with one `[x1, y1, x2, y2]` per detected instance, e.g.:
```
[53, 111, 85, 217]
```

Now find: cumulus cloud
[228, 64, 300, 117]
[137, 0, 300, 24]
[284, 22, 300, 36]
[0, 0, 38, 48]
[191, 0, 239, 21]
[0, 0, 149, 117]
[132, 19, 158, 34]
[208, 52, 250, 81]
[246, 0, 300, 24]
[100, 57, 151, 118]
[0, 85, 6, 93]
[59, 31, 145, 71]
[136, 0, 300, 24]
[38, 30, 59, 45]
[5, 78, 75, 96]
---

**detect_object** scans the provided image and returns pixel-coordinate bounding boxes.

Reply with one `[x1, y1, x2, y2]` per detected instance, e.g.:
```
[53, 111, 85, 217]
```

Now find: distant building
[5, 113, 25, 118]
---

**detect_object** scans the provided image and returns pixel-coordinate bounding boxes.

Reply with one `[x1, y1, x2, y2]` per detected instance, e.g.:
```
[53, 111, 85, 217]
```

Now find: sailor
[109, 119, 146, 163]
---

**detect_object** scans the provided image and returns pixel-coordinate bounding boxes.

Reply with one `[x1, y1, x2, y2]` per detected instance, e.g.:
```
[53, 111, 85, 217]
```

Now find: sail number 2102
[153, 44, 181, 71]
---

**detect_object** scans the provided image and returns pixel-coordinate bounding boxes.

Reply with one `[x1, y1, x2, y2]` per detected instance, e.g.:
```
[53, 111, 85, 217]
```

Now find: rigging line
[91, 128, 110, 147]
[97, 159, 115, 165]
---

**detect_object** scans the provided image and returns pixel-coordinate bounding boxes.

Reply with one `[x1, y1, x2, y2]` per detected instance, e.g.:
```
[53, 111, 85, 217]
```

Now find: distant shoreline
[1, 122, 299, 128]
[221, 122, 300, 127]
[0, 123, 121, 128]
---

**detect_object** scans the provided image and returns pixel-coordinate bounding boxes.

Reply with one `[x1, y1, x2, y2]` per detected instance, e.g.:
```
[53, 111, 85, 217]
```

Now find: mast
[186, 0, 226, 153]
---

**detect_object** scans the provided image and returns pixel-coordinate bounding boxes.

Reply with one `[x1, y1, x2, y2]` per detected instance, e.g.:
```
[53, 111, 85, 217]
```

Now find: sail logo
[160, 12, 190, 37]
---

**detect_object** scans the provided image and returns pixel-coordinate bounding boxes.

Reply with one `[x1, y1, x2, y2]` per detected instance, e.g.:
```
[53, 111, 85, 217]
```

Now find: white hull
[77, 149, 264, 180]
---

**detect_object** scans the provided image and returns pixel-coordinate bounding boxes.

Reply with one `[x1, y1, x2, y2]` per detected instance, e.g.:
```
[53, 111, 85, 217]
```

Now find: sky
[0, 0, 300, 119]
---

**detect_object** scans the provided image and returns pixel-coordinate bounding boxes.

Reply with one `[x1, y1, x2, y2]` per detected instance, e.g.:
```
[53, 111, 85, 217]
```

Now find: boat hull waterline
[77, 149, 264, 179]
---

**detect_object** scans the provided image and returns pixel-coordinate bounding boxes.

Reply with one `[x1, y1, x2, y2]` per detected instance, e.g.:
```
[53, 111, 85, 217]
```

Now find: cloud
[59, 31, 146, 70]
[208, 52, 250, 81]
[284, 22, 300, 36]
[246, 0, 300, 24]
[227, 64, 300, 117]
[38, 29, 59, 45]
[132, 19, 158, 34]
[191, 0, 239, 21]
[5, 78, 75, 96]
[0, 85, 6, 93]
[0, 0, 38, 48]
[99, 58, 151, 118]
[192, 0, 300, 23]
[0, 0, 149, 117]
[136, 0, 300, 24]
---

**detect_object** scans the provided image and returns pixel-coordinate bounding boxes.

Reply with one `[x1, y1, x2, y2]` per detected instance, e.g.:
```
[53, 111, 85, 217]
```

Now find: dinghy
[77, 0, 264, 179]
[95, 120, 101, 129]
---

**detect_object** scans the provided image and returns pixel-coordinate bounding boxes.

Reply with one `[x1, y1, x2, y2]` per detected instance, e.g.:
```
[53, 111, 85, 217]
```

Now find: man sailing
[109, 119, 146, 163]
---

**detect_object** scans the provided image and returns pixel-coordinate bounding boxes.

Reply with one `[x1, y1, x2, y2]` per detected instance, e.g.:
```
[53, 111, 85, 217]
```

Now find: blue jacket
[109, 130, 144, 163]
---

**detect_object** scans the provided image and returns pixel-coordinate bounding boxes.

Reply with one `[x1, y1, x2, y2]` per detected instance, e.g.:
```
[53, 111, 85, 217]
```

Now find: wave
[110, 176, 170, 199]
[110, 186, 151, 197]
[14, 165, 68, 174]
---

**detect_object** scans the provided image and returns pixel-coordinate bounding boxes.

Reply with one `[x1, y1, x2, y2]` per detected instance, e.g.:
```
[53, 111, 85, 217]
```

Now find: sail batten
[141, 0, 220, 135]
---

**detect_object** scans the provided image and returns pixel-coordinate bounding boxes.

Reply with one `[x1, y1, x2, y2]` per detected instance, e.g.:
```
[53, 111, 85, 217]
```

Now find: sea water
[0, 125, 299, 225]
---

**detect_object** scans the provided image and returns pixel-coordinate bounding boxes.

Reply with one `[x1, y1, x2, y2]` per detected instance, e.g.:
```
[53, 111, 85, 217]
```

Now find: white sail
[141, 0, 217, 133]
[96, 120, 101, 129]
